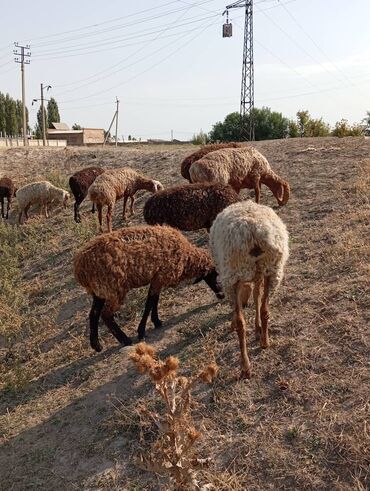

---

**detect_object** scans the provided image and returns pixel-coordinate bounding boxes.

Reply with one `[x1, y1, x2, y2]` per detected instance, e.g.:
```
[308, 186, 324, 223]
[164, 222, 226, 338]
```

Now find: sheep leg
[18, 210, 23, 224]
[231, 281, 251, 378]
[24, 203, 31, 221]
[106, 204, 113, 233]
[74, 195, 84, 223]
[91, 203, 96, 214]
[150, 293, 162, 329]
[260, 276, 271, 349]
[137, 290, 161, 340]
[97, 204, 103, 232]
[6, 198, 10, 219]
[129, 196, 135, 216]
[101, 311, 132, 347]
[1, 198, 4, 218]
[253, 177, 261, 203]
[44, 203, 49, 218]
[253, 277, 263, 340]
[89, 295, 105, 352]
[122, 196, 128, 220]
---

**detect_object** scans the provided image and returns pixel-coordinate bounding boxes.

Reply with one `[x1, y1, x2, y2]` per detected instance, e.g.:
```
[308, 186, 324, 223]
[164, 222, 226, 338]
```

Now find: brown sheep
[69, 166, 105, 223]
[0, 177, 17, 219]
[88, 168, 164, 233]
[181, 142, 244, 182]
[143, 183, 240, 231]
[74, 225, 223, 351]
[189, 146, 290, 206]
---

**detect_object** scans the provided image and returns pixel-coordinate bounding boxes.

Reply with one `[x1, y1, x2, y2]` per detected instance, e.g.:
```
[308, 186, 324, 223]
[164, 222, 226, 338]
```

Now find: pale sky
[0, 0, 369, 140]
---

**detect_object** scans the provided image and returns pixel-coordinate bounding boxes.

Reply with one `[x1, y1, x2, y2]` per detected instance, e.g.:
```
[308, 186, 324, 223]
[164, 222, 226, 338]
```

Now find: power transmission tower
[14, 42, 31, 146]
[32, 84, 52, 146]
[223, 1, 254, 141]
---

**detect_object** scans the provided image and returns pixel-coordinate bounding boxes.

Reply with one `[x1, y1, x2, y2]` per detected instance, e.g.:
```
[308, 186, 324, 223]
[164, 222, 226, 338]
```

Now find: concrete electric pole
[33, 84, 52, 146]
[14, 42, 31, 146]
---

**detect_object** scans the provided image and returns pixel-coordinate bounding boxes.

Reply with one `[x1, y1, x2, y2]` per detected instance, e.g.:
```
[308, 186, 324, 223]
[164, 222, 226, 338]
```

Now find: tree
[72, 123, 82, 130]
[295, 110, 330, 137]
[331, 119, 364, 137]
[34, 106, 47, 139]
[362, 111, 370, 136]
[191, 130, 209, 145]
[47, 97, 60, 128]
[0, 93, 6, 136]
[296, 110, 311, 137]
[5, 94, 17, 137]
[288, 120, 299, 138]
[209, 112, 243, 142]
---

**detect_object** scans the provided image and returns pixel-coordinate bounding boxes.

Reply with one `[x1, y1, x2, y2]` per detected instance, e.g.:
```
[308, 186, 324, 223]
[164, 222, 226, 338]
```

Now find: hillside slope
[0, 138, 369, 490]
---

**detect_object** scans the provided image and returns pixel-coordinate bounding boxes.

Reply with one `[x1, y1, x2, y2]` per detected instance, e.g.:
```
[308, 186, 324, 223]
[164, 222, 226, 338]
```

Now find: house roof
[50, 122, 70, 130]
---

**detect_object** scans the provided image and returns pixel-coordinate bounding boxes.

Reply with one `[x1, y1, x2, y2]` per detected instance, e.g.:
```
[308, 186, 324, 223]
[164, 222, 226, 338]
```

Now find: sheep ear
[276, 184, 284, 202]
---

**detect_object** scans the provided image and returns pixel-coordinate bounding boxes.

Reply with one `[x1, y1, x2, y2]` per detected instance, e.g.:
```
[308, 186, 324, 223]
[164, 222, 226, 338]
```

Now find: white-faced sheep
[74, 225, 224, 351]
[180, 142, 244, 182]
[88, 168, 164, 233]
[16, 181, 70, 224]
[210, 200, 289, 378]
[189, 146, 290, 206]
[0, 177, 17, 219]
[69, 166, 105, 223]
[144, 183, 240, 231]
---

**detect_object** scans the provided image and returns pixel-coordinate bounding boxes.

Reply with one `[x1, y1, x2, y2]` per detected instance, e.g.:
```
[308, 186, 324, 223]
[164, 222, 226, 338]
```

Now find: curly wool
[16, 181, 69, 212]
[74, 225, 215, 314]
[180, 142, 244, 181]
[210, 200, 289, 300]
[144, 183, 240, 231]
[69, 166, 105, 202]
[189, 146, 290, 205]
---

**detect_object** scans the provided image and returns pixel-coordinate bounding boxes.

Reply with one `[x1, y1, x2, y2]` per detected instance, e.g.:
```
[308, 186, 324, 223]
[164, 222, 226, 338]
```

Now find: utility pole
[14, 42, 31, 146]
[223, 1, 254, 141]
[33, 84, 52, 146]
[115, 97, 119, 147]
[104, 97, 120, 146]
[171, 129, 173, 141]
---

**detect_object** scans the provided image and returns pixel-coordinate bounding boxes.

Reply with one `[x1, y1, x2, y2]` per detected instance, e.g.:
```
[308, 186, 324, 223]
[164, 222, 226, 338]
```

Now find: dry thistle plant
[130, 343, 218, 491]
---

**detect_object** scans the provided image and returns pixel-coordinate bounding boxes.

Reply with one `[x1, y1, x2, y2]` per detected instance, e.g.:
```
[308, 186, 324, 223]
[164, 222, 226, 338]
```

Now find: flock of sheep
[0, 142, 290, 378]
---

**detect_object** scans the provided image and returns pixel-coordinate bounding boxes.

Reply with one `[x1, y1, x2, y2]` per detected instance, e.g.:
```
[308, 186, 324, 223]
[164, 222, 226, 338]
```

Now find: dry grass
[0, 137, 369, 490]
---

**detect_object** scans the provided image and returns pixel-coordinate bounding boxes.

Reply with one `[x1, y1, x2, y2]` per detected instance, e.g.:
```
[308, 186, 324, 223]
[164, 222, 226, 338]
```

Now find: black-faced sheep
[88, 168, 164, 233]
[0, 177, 17, 219]
[69, 166, 105, 223]
[143, 183, 239, 231]
[74, 225, 224, 352]
[16, 181, 70, 224]
[189, 146, 290, 206]
[181, 142, 244, 182]
[210, 200, 289, 378]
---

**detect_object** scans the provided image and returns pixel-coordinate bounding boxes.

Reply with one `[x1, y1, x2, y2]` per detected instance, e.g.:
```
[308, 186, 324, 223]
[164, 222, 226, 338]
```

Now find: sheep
[16, 181, 70, 224]
[210, 200, 289, 379]
[74, 225, 224, 351]
[181, 142, 244, 182]
[69, 166, 105, 223]
[0, 177, 17, 219]
[189, 146, 290, 206]
[143, 183, 240, 231]
[88, 168, 164, 233]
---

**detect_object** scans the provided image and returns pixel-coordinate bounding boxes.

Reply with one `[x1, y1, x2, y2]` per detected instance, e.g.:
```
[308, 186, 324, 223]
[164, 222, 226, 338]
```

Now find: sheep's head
[194, 269, 224, 299]
[261, 175, 290, 206]
[151, 180, 164, 193]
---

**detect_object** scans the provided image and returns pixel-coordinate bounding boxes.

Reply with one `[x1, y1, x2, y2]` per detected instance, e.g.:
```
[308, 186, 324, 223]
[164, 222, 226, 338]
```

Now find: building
[47, 123, 105, 146]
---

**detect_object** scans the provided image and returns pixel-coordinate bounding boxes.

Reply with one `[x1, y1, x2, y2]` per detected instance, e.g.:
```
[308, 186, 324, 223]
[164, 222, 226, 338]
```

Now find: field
[0, 137, 369, 490]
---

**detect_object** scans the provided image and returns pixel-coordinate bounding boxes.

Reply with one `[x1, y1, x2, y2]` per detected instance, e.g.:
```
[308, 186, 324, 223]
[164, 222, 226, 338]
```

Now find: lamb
[210, 200, 289, 378]
[0, 177, 17, 219]
[88, 168, 164, 233]
[144, 183, 240, 231]
[74, 225, 224, 352]
[181, 142, 244, 182]
[16, 181, 70, 224]
[69, 166, 105, 223]
[189, 146, 290, 206]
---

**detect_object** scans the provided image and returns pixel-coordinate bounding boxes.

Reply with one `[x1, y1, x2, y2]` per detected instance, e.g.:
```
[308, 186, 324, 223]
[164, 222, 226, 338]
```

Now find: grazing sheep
[88, 168, 164, 233]
[0, 177, 17, 219]
[210, 200, 289, 378]
[144, 183, 240, 231]
[189, 146, 290, 206]
[74, 225, 224, 351]
[181, 142, 244, 182]
[69, 166, 105, 223]
[16, 181, 70, 224]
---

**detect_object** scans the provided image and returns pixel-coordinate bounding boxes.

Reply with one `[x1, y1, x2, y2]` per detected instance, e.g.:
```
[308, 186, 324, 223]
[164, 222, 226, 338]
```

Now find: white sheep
[16, 181, 70, 224]
[189, 146, 290, 206]
[88, 168, 163, 233]
[210, 200, 289, 378]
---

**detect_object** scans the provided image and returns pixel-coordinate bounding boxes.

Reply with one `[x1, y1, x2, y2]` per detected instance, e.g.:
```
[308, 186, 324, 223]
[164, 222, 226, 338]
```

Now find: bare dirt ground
[0, 137, 369, 490]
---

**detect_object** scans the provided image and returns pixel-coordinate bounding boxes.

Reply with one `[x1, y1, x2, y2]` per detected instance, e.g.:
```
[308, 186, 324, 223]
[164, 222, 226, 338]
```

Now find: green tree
[72, 123, 82, 130]
[0, 92, 6, 136]
[296, 110, 311, 137]
[252, 107, 289, 140]
[295, 110, 330, 137]
[191, 130, 209, 145]
[288, 120, 299, 138]
[331, 119, 364, 137]
[47, 97, 60, 128]
[362, 111, 370, 136]
[5, 94, 17, 137]
[209, 112, 243, 142]
[35, 106, 47, 139]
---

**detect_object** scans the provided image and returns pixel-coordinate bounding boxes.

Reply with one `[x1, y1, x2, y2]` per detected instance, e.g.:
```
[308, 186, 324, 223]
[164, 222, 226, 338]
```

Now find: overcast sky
[0, 0, 369, 140]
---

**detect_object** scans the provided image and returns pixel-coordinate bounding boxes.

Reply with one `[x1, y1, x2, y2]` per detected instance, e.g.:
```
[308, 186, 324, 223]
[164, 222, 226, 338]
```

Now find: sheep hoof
[240, 368, 251, 380]
[121, 337, 133, 347]
[260, 339, 270, 349]
[154, 320, 163, 329]
[91, 341, 103, 352]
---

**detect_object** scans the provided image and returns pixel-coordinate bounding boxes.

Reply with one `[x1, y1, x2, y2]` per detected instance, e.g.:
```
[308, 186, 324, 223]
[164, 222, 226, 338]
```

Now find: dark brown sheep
[0, 177, 17, 219]
[74, 225, 223, 351]
[181, 142, 244, 182]
[69, 166, 105, 223]
[143, 183, 240, 231]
